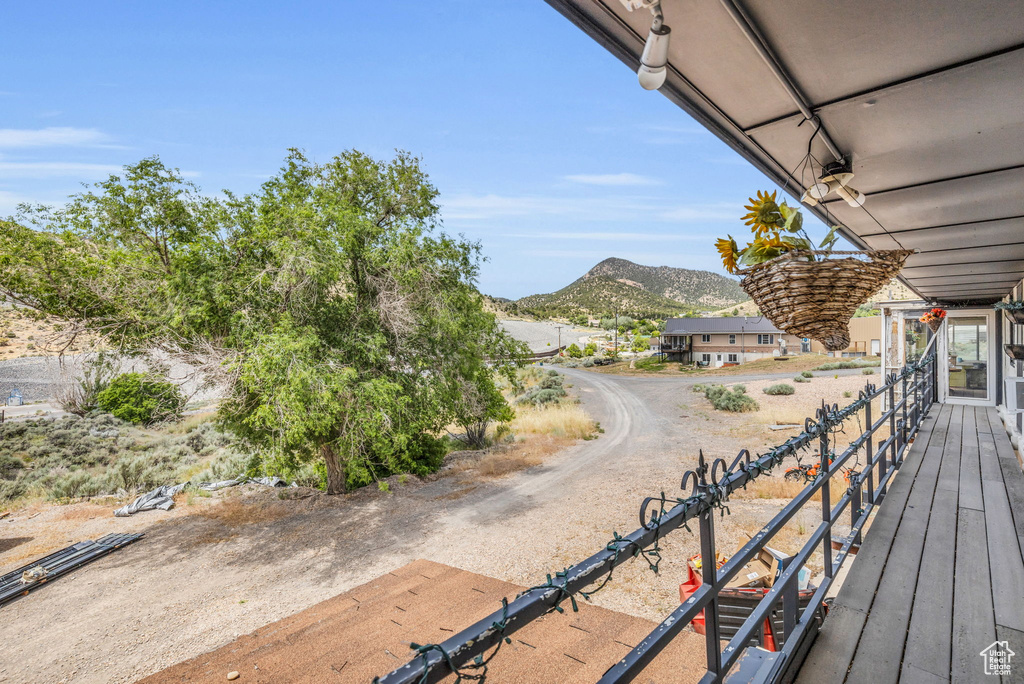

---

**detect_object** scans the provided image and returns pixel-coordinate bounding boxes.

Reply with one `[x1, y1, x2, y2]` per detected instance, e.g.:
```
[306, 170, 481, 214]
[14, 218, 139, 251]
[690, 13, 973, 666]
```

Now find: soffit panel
[742, 0, 1024, 104]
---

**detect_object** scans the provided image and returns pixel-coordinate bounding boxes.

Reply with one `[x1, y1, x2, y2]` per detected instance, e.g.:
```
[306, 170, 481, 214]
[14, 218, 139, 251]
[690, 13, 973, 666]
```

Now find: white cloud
[0, 162, 200, 179]
[502, 231, 713, 242]
[658, 203, 738, 221]
[0, 161, 124, 178]
[0, 127, 112, 148]
[563, 173, 660, 186]
[443, 193, 740, 224]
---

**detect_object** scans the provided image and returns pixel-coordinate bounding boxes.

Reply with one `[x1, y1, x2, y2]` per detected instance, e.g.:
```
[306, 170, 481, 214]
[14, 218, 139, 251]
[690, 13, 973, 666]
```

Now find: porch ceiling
[545, 0, 1024, 303]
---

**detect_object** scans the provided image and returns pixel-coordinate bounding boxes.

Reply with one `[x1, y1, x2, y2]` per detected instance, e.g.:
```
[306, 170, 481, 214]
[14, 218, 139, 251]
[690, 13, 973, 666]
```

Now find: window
[727, 353, 738, 363]
[716, 354, 722, 361]
[701, 334, 711, 343]
[757, 334, 774, 345]
[701, 353, 711, 363]
[729, 334, 736, 344]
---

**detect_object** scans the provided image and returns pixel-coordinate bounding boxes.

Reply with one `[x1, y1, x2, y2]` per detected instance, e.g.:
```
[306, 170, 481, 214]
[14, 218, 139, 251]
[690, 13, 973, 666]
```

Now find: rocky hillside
[583, 257, 746, 308]
[514, 258, 746, 319]
[515, 276, 693, 319]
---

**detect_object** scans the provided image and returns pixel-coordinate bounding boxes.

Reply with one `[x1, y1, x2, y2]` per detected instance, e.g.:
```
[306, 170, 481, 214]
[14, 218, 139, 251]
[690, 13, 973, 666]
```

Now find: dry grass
[448, 435, 572, 480]
[508, 403, 598, 439]
[732, 474, 849, 502]
[195, 496, 296, 527]
[589, 353, 840, 377]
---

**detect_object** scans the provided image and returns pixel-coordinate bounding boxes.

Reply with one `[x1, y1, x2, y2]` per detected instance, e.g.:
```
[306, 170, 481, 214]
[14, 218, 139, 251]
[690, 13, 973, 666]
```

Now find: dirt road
[0, 368, 854, 683]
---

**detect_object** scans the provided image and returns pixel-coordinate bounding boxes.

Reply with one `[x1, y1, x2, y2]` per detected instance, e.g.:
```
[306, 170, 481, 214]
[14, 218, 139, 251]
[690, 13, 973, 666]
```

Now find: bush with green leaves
[0, 412, 253, 504]
[861, 368, 875, 375]
[631, 336, 650, 353]
[801, 370, 813, 378]
[813, 359, 881, 371]
[763, 383, 795, 396]
[702, 385, 759, 412]
[96, 373, 185, 425]
[793, 375, 810, 383]
[565, 343, 583, 358]
[583, 342, 597, 356]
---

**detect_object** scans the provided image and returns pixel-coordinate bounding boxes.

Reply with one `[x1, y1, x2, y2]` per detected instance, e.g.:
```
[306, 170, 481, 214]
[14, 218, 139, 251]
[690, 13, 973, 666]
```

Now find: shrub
[702, 385, 759, 412]
[793, 375, 809, 383]
[583, 342, 598, 356]
[801, 371, 813, 378]
[813, 359, 881, 371]
[55, 352, 118, 416]
[630, 336, 650, 353]
[565, 343, 583, 358]
[47, 470, 102, 501]
[763, 384, 795, 395]
[582, 358, 595, 368]
[862, 368, 875, 375]
[97, 373, 185, 425]
[539, 374, 563, 390]
[843, 391, 853, 398]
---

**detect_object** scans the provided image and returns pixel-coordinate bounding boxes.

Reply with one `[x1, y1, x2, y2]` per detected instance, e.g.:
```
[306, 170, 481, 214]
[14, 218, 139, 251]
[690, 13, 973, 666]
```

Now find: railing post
[820, 428, 833, 580]
[865, 397, 874, 505]
[900, 374, 909, 457]
[886, 380, 896, 490]
[699, 507, 722, 678]
[851, 474, 863, 547]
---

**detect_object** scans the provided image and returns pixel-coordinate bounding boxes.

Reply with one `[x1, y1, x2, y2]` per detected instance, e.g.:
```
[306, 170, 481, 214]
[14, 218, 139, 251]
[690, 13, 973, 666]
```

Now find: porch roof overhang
[544, 0, 1024, 304]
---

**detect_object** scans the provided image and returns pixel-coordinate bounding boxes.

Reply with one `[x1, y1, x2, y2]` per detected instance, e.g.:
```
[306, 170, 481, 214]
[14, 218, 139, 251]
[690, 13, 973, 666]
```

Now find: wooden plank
[846, 410, 945, 684]
[902, 410, 962, 681]
[795, 404, 949, 683]
[983, 479, 1024, 633]
[995, 625, 1024, 684]
[952, 508, 997, 682]
[979, 418, 1005, 483]
[935, 405, 963, 496]
[792, 604, 867, 683]
[959, 407, 984, 511]
[987, 410, 1024, 555]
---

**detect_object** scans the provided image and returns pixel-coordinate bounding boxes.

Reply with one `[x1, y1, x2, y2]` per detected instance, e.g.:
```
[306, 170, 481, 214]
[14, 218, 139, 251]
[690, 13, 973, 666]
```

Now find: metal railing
[375, 336, 937, 684]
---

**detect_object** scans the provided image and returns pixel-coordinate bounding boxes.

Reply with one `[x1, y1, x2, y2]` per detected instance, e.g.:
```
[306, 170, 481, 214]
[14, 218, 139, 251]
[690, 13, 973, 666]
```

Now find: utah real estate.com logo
[980, 640, 1015, 677]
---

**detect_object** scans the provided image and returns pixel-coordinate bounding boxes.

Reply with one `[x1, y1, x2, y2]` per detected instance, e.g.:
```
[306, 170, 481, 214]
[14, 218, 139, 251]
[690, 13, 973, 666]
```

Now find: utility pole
[614, 310, 618, 357]
[555, 325, 563, 353]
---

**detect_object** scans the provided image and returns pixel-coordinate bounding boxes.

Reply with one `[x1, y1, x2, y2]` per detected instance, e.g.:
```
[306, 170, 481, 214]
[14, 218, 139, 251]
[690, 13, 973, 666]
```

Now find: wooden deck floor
[796, 404, 1024, 684]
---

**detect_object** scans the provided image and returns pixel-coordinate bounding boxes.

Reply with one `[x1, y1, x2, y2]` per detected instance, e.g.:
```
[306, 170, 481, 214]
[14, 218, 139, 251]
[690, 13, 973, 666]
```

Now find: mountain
[514, 258, 747, 319]
[583, 257, 747, 308]
[515, 276, 694, 319]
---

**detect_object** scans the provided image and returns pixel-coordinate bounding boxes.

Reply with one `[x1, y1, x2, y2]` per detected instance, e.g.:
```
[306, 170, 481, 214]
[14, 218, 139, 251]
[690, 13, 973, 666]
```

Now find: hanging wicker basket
[738, 250, 912, 352]
[925, 319, 943, 333]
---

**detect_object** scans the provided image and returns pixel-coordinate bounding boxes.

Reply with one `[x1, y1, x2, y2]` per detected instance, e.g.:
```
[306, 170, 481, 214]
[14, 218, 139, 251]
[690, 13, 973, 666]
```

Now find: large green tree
[0, 150, 526, 493]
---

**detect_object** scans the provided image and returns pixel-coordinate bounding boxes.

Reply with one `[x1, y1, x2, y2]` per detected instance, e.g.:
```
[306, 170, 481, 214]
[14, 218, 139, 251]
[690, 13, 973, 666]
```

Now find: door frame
[939, 308, 997, 406]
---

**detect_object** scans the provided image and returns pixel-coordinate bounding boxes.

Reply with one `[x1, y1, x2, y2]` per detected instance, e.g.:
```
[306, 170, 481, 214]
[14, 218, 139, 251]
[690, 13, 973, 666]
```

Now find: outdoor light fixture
[620, 0, 671, 90]
[801, 160, 866, 207]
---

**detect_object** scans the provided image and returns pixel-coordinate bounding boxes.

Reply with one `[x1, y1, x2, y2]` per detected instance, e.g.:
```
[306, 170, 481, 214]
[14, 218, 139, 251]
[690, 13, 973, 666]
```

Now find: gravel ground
[499, 319, 591, 353]
[0, 367, 876, 683]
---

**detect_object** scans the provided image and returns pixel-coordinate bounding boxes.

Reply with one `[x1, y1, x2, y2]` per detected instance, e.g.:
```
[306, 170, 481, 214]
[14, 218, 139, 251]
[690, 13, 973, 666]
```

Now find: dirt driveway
[0, 367, 869, 683]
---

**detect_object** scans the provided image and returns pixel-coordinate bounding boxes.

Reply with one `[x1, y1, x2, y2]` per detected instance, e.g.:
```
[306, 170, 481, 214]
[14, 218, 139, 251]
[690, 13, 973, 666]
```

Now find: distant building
[660, 316, 883, 365]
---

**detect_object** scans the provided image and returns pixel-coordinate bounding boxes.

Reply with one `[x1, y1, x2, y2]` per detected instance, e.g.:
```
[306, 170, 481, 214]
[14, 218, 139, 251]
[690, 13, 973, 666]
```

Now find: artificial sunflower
[715, 236, 740, 274]
[741, 190, 782, 236]
[716, 190, 840, 273]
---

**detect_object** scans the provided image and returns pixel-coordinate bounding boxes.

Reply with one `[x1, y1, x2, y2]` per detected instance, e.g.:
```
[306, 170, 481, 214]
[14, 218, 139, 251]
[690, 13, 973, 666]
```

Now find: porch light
[800, 160, 866, 207]
[620, 0, 671, 90]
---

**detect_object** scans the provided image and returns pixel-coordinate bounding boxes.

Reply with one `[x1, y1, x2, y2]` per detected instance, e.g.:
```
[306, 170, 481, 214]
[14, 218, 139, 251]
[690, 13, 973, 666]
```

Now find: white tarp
[113, 477, 293, 516]
[114, 483, 187, 517]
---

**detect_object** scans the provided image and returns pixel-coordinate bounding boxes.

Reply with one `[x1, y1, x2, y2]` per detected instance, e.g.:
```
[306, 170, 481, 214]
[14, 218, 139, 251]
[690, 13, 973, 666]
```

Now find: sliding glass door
[944, 311, 996, 404]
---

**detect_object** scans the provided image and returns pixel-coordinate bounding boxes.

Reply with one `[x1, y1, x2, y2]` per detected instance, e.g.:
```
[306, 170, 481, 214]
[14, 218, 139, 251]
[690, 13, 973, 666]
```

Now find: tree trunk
[322, 444, 346, 495]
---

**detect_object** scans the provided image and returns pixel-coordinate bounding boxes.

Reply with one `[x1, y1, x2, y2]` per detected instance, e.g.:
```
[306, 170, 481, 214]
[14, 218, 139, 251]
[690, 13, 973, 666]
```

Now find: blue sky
[2, 1, 838, 299]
